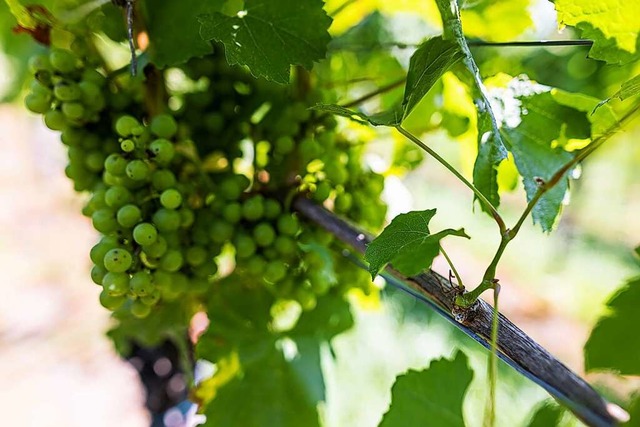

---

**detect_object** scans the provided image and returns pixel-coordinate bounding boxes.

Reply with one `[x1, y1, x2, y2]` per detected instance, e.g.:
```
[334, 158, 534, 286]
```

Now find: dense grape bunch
[24, 39, 386, 324]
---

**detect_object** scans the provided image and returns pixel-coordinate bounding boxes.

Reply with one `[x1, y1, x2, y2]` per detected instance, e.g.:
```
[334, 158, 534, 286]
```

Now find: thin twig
[126, 0, 137, 76]
[339, 77, 406, 109]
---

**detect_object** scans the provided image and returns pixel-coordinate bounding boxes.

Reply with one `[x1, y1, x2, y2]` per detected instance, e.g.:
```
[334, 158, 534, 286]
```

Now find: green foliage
[365, 209, 469, 278]
[142, 0, 223, 67]
[525, 401, 564, 427]
[624, 394, 640, 426]
[402, 37, 463, 118]
[199, 0, 332, 83]
[311, 103, 402, 126]
[196, 284, 352, 426]
[378, 351, 473, 427]
[459, 0, 533, 42]
[553, 0, 640, 64]
[584, 276, 640, 375]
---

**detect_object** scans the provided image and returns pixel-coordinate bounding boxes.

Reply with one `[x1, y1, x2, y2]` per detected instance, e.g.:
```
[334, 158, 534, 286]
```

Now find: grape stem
[340, 77, 406, 109]
[395, 125, 507, 234]
[440, 246, 464, 290]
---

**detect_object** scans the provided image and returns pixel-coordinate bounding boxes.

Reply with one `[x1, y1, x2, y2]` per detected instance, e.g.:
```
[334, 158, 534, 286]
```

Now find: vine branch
[293, 197, 623, 427]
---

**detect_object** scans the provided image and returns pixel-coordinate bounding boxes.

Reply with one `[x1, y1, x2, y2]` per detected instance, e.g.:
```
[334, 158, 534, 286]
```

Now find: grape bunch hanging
[24, 37, 387, 322]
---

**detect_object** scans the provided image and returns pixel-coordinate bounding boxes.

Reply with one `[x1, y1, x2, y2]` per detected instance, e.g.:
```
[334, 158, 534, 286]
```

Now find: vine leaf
[199, 0, 332, 84]
[584, 276, 640, 375]
[402, 36, 464, 119]
[525, 401, 564, 427]
[364, 209, 469, 278]
[473, 111, 507, 211]
[487, 76, 592, 232]
[597, 74, 640, 109]
[459, 0, 533, 42]
[196, 284, 352, 426]
[553, 0, 640, 64]
[378, 351, 473, 427]
[311, 103, 403, 126]
[143, 0, 223, 67]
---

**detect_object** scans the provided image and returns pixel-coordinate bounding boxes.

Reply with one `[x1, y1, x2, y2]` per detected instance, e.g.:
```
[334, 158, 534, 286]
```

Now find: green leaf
[473, 111, 507, 211]
[597, 74, 640, 109]
[491, 77, 591, 232]
[378, 351, 473, 427]
[311, 103, 403, 126]
[553, 0, 640, 64]
[142, 0, 223, 67]
[203, 350, 321, 427]
[196, 284, 353, 427]
[623, 393, 640, 426]
[459, 0, 533, 42]
[402, 36, 464, 119]
[329, 11, 395, 55]
[364, 209, 469, 278]
[199, 0, 332, 84]
[525, 401, 564, 427]
[584, 276, 640, 375]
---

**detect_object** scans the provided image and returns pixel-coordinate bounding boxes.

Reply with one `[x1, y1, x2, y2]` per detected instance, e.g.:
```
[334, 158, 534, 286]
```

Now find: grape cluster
[25, 44, 386, 319]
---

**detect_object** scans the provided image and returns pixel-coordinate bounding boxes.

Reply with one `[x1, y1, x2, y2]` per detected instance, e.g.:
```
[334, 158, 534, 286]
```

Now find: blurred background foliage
[1, 0, 639, 426]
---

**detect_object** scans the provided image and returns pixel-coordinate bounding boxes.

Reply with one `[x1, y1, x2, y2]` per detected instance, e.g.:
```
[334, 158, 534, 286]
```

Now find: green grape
[160, 249, 184, 272]
[126, 160, 150, 181]
[117, 204, 142, 228]
[102, 272, 130, 296]
[179, 207, 195, 228]
[103, 248, 133, 273]
[120, 139, 135, 153]
[150, 114, 178, 138]
[54, 82, 82, 102]
[133, 222, 158, 246]
[186, 246, 208, 266]
[247, 255, 267, 276]
[192, 261, 218, 279]
[264, 260, 287, 284]
[310, 275, 331, 296]
[85, 151, 106, 172]
[219, 177, 242, 200]
[142, 235, 167, 258]
[295, 287, 317, 311]
[29, 53, 51, 73]
[274, 136, 295, 154]
[130, 299, 152, 318]
[141, 290, 161, 306]
[61, 102, 85, 121]
[160, 188, 182, 209]
[151, 169, 177, 191]
[234, 233, 257, 258]
[105, 185, 132, 208]
[81, 69, 106, 87]
[334, 192, 352, 212]
[49, 48, 77, 73]
[90, 237, 119, 266]
[222, 202, 242, 223]
[152, 208, 182, 232]
[130, 271, 154, 296]
[274, 235, 296, 257]
[44, 110, 67, 131]
[25, 93, 51, 114]
[99, 289, 126, 311]
[242, 195, 264, 221]
[276, 214, 300, 236]
[209, 221, 234, 244]
[92, 208, 118, 233]
[104, 153, 128, 176]
[313, 181, 332, 202]
[263, 199, 282, 219]
[149, 139, 175, 165]
[253, 222, 276, 247]
[91, 265, 106, 285]
[115, 115, 140, 137]
[324, 162, 348, 185]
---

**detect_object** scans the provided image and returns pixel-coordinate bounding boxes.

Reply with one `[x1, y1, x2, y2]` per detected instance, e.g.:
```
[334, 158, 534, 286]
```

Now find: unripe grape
[120, 139, 135, 153]
[92, 208, 118, 233]
[115, 115, 140, 137]
[130, 299, 152, 318]
[152, 208, 181, 232]
[242, 196, 264, 221]
[54, 82, 82, 102]
[104, 153, 128, 176]
[222, 202, 242, 223]
[25, 93, 51, 114]
[91, 265, 106, 285]
[133, 222, 158, 246]
[160, 188, 182, 209]
[313, 181, 332, 202]
[142, 235, 168, 258]
[49, 48, 77, 73]
[234, 234, 257, 258]
[263, 199, 282, 219]
[264, 260, 287, 284]
[151, 169, 177, 191]
[149, 138, 175, 165]
[126, 160, 150, 181]
[44, 110, 66, 131]
[61, 102, 85, 121]
[186, 246, 208, 266]
[105, 185, 132, 208]
[150, 114, 178, 138]
[160, 249, 184, 272]
[103, 248, 133, 273]
[99, 290, 126, 311]
[102, 272, 130, 296]
[117, 204, 142, 228]
[276, 215, 300, 236]
[253, 222, 275, 247]
[209, 221, 234, 244]
[130, 271, 154, 296]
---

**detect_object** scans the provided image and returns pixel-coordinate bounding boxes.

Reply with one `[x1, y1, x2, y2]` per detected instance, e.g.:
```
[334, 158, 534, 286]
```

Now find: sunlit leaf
[553, 0, 640, 64]
[365, 209, 469, 278]
[199, 0, 332, 83]
[378, 351, 473, 427]
[460, 0, 533, 41]
[585, 276, 640, 375]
